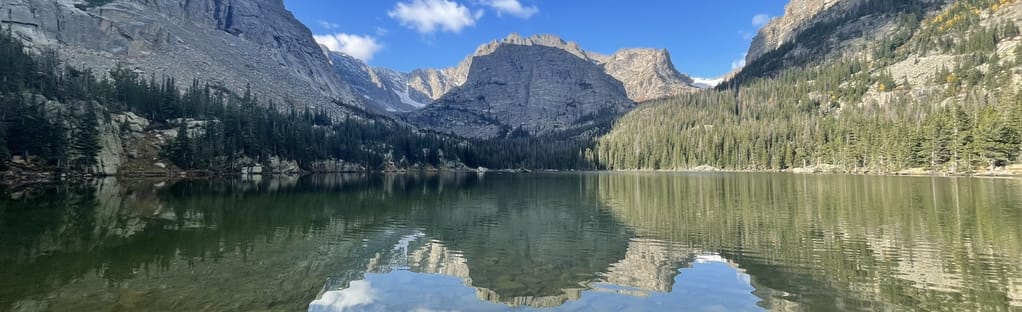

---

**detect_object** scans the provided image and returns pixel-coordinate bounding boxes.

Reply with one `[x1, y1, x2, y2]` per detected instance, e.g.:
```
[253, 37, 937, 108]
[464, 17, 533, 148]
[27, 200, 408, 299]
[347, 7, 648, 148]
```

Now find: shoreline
[603, 167, 1022, 179]
[4, 166, 1019, 188]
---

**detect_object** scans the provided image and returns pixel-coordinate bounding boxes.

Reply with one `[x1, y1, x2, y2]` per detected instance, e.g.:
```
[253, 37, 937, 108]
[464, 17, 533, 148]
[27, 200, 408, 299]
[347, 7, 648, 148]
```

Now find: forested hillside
[0, 28, 597, 174]
[597, 0, 1022, 174]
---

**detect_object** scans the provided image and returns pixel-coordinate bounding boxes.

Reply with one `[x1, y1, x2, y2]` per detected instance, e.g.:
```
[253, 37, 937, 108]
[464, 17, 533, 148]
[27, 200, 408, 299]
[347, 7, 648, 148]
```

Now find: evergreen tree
[0, 126, 10, 171]
[71, 102, 101, 171]
[166, 122, 193, 169]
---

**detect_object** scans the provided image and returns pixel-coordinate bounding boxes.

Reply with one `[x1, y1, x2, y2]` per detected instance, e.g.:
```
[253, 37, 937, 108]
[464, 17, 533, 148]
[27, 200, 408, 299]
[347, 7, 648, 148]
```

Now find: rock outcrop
[742, 0, 951, 79]
[406, 44, 635, 139]
[745, 0, 955, 66]
[0, 0, 363, 115]
[406, 68, 463, 103]
[747, 0, 850, 63]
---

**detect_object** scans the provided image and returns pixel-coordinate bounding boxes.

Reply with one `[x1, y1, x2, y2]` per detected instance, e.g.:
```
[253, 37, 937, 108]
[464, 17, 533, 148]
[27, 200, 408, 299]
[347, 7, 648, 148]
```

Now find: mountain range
[2, 0, 1020, 175]
[328, 33, 702, 115]
[0, 0, 701, 117]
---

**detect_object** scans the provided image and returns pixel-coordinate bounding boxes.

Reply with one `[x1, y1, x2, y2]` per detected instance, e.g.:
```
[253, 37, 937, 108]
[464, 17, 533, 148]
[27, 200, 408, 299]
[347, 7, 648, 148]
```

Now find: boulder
[268, 157, 302, 174]
[113, 112, 150, 133]
[309, 159, 365, 172]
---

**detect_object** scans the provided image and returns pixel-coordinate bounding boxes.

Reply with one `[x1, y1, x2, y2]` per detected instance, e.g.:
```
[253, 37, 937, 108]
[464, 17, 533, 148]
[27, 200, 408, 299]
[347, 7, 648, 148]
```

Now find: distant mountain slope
[735, 0, 951, 83]
[327, 34, 699, 114]
[593, 48, 698, 102]
[407, 44, 635, 139]
[421, 33, 700, 104]
[327, 51, 426, 113]
[0, 0, 363, 115]
[598, 0, 1022, 175]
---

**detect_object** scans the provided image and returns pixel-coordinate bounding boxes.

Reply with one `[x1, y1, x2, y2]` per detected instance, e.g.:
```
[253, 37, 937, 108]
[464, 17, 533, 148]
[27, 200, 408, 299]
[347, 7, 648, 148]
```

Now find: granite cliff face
[406, 44, 635, 139]
[746, 0, 963, 65]
[747, 0, 851, 64]
[0, 0, 363, 114]
[741, 0, 951, 79]
[391, 34, 588, 106]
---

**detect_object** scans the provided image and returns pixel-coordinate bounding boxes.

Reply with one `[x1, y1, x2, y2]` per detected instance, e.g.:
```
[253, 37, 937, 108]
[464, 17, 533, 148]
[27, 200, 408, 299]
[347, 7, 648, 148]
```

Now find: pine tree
[0, 126, 10, 171]
[166, 122, 193, 169]
[71, 102, 101, 171]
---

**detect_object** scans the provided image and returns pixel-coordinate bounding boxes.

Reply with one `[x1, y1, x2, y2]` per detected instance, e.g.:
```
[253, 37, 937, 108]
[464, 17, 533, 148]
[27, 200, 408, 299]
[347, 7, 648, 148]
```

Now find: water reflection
[310, 235, 763, 312]
[597, 173, 1022, 311]
[0, 173, 1020, 311]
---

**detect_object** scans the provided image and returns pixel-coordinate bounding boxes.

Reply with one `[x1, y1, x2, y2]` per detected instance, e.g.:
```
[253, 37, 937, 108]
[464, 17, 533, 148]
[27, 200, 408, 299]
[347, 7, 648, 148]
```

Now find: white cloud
[309, 280, 376, 311]
[313, 33, 384, 62]
[731, 53, 748, 70]
[482, 0, 538, 19]
[752, 14, 771, 28]
[388, 0, 483, 34]
[318, 21, 341, 30]
[376, 27, 390, 37]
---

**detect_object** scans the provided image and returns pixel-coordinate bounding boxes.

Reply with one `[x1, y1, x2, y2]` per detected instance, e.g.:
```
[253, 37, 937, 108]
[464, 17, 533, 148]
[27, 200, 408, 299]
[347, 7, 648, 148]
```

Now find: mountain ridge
[327, 33, 700, 113]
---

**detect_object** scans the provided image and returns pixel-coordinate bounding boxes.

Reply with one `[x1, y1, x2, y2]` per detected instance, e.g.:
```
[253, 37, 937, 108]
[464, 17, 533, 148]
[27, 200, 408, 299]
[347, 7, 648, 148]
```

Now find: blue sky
[283, 0, 788, 78]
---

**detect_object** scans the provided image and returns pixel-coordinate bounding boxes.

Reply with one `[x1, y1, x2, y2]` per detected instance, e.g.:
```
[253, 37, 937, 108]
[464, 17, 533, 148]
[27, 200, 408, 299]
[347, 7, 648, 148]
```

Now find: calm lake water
[1, 173, 1021, 311]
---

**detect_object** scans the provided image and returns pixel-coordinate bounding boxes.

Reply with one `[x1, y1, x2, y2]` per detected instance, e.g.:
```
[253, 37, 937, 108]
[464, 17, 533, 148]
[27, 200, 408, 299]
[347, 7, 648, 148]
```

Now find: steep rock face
[402, 34, 586, 104]
[328, 51, 425, 112]
[747, 0, 851, 63]
[741, 0, 950, 80]
[406, 68, 461, 102]
[0, 0, 362, 115]
[406, 44, 635, 139]
[403, 34, 697, 106]
[596, 48, 697, 102]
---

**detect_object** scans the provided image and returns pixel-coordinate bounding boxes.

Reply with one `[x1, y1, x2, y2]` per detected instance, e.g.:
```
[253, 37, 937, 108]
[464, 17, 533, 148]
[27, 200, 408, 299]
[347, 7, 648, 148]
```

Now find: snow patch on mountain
[691, 77, 724, 89]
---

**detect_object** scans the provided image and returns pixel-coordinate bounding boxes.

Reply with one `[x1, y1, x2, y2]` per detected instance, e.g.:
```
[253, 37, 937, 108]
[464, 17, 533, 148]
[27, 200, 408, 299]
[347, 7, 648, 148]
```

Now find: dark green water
[1, 173, 1021, 311]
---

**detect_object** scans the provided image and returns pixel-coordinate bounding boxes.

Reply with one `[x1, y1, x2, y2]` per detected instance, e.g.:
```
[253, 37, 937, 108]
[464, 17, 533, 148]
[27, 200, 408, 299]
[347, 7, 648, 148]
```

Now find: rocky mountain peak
[473, 33, 590, 60]
[597, 48, 697, 102]
[407, 44, 635, 139]
[391, 33, 697, 108]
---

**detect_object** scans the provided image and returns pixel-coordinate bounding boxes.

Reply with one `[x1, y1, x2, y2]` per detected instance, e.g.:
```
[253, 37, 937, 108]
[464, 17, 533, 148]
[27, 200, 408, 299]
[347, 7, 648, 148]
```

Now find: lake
[1, 173, 1021, 311]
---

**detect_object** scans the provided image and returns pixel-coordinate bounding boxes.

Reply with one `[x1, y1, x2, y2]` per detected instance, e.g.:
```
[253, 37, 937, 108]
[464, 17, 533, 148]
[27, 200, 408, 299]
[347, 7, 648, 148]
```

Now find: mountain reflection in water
[1, 173, 1020, 311]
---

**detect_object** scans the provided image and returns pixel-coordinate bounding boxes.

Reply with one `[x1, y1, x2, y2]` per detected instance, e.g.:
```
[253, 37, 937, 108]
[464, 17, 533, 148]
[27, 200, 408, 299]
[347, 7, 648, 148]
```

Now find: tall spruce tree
[71, 102, 101, 171]
[166, 122, 193, 169]
[0, 126, 10, 171]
